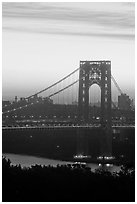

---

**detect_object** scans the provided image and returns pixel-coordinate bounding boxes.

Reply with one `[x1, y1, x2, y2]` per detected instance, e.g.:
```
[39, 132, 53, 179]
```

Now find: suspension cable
[48, 79, 79, 98]
[111, 101, 117, 109]
[25, 67, 80, 100]
[3, 67, 80, 110]
[2, 79, 80, 115]
[111, 74, 123, 95]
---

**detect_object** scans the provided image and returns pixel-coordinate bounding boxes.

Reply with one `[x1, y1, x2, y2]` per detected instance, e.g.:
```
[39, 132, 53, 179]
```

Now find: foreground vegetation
[2, 157, 135, 202]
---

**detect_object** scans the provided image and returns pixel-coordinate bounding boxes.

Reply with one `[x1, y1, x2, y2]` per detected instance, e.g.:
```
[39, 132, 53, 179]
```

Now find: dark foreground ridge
[2, 157, 135, 202]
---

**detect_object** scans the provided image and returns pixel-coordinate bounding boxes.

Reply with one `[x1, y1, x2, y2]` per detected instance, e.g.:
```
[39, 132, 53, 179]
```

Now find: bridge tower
[78, 60, 112, 156]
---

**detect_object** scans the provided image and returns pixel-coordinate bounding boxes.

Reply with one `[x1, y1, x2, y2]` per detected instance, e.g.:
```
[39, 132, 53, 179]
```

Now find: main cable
[2, 78, 81, 115]
[3, 67, 80, 110]
[25, 67, 80, 100]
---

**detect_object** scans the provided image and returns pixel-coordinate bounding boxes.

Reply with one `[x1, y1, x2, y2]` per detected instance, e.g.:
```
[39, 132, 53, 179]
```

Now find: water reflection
[3, 153, 121, 172]
[3, 153, 73, 168]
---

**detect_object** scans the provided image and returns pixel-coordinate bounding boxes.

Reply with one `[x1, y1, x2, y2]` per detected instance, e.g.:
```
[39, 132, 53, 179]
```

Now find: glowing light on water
[74, 162, 86, 165]
[74, 154, 91, 159]
[97, 156, 115, 160]
[106, 163, 113, 167]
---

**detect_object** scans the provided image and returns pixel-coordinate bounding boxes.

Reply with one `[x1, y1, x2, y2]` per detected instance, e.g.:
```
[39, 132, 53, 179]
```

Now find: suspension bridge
[2, 60, 135, 158]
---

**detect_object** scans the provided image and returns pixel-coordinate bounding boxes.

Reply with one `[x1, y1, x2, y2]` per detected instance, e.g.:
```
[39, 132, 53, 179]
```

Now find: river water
[3, 153, 121, 172]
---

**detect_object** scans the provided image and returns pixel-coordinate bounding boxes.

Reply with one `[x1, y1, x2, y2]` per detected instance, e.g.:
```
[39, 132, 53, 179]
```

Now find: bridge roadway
[2, 124, 135, 130]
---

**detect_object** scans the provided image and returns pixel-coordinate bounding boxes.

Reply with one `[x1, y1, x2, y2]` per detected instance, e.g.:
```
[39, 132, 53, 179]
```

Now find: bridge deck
[2, 125, 135, 130]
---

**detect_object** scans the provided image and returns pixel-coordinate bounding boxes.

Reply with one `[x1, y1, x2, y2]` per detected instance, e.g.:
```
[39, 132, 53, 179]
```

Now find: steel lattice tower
[78, 60, 112, 156]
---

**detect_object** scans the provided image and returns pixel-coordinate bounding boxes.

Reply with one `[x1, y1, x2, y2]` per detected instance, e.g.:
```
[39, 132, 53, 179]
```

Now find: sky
[2, 2, 135, 102]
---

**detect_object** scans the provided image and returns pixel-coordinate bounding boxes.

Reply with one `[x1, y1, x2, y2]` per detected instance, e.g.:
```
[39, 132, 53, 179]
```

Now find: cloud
[2, 2, 135, 40]
[3, 25, 134, 40]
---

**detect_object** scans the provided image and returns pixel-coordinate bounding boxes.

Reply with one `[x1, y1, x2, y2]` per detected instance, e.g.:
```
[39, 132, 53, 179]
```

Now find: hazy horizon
[2, 2, 135, 102]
